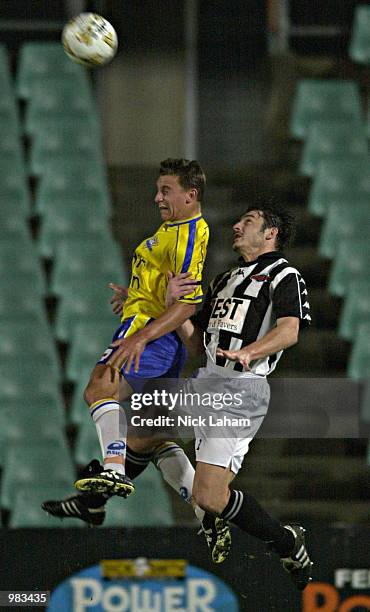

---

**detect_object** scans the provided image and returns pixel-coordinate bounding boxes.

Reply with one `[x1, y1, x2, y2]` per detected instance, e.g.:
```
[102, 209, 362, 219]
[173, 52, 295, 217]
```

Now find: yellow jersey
[122, 213, 209, 334]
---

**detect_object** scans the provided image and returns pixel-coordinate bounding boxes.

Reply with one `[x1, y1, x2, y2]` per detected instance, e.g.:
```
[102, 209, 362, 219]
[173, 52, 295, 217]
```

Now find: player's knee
[193, 489, 228, 516]
[83, 370, 118, 406]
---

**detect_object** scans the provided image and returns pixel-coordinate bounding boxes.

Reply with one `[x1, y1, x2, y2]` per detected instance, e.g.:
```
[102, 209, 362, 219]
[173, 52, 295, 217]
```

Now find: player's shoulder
[269, 257, 306, 289]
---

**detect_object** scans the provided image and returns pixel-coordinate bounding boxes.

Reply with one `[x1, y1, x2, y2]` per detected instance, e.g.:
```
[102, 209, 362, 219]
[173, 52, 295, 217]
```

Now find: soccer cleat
[41, 495, 106, 527]
[199, 514, 232, 564]
[281, 524, 314, 590]
[74, 468, 135, 498]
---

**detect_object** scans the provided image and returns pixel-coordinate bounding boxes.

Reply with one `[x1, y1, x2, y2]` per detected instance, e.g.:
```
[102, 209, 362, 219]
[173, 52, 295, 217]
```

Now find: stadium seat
[338, 282, 370, 341]
[347, 322, 370, 379]
[74, 419, 101, 466]
[318, 201, 370, 259]
[38, 209, 113, 259]
[0, 392, 65, 424]
[299, 121, 368, 177]
[29, 124, 101, 177]
[66, 320, 115, 382]
[0, 43, 11, 81]
[35, 183, 112, 218]
[0, 322, 60, 379]
[0, 240, 46, 292]
[349, 5, 370, 64]
[16, 42, 89, 99]
[308, 157, 370, 217]
[0, 410, 67, 467]
[0, 182, 31, 219]
[50, 239, 124, 297]
[1, 440, 75, 510]
[328, 242, 370, 297]
[103, 464, 175, 527]
[69, 366, 92, 426]
[0, 200, 30, 241]
[55, 285, 117, 343]
[0, 286, 47, 325]
[289, 79, 363, 139]
[24, 81, 97, 137]
[9, 486, 86, 528]
[0, 360, 61, 399]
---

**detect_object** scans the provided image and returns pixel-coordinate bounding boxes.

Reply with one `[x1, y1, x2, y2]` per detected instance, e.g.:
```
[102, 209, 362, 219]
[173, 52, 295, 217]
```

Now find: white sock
[89, 399, 127, 472]
[152, 442, 205, 523]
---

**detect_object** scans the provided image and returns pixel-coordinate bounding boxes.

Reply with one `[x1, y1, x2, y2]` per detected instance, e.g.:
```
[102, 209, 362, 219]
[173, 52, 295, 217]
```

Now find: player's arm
[165, 272, 205, 356]
[216, 316, 299, 369]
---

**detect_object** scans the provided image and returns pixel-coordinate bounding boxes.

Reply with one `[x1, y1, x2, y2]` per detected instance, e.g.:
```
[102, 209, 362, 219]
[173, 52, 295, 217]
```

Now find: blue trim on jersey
[181, 219, 196, 272]
[166, 215, 202, 227]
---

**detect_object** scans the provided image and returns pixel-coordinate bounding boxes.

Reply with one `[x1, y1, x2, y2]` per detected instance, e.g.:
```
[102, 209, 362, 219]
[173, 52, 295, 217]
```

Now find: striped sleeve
[172, 220, 209, 304]
[271, 267, 311, 327]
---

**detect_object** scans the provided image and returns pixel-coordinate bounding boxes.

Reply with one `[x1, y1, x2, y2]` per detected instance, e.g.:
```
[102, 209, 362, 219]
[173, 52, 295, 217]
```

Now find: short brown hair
[159, 158, 206, 202]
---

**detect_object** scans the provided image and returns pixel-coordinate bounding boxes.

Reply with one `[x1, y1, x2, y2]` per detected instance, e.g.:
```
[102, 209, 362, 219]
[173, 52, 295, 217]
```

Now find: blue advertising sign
[48, 562, 239, 612]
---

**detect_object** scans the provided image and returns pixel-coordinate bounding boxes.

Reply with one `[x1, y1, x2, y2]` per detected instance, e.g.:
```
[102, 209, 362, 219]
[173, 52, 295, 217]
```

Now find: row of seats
[0, 42, 175, 529]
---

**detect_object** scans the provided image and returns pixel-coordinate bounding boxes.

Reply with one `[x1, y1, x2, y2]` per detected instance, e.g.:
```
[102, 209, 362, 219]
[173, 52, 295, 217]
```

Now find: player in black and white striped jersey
[172, 202, 313, 590]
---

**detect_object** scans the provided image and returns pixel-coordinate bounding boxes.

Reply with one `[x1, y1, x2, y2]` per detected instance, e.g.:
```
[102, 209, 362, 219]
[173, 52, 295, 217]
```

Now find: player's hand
[166, 272, 198, 307]
[216, 347, 253, 370]
[107, 334, 147, 374]
[109, 283, 128, 315]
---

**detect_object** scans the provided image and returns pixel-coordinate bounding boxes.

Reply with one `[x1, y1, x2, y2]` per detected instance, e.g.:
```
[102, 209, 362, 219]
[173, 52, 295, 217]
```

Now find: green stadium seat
[51, 239, 124, 296]
[318, 201, 370, 259]
[0, 287, 47, 325]
[1, 440, 75, 510]
[38, 212, 112, 259]
[9, 486, 86, 528]
[16, 42, 89, 99]
[0, 410, 67, 467]
[55, 284, 117, 343]
[347, 322, 370, 379]
[0, 201, 30, 240]
[30, 124, 101, 177]
[0, 241, 46, 292]
[74, 419, 101, 466]
[349, 5, 370, 65]
[0, 360, 61, 399]
[0, 392, 65, 423]
[24, 79, 96, 136]
[338, 281, 370, 341]
[69, 366, 92, 426]
[35, 183, 111, 218]
[66, 320, 115, 382]
[289, 79, 363, 139]
[103, 464, 175, 527]
[299, 121, 368, 177]
[308, 157, 370, 217]
[328, 242, 370, 297]
[0, 322, 60, 378]
[0, 43, 11, 82]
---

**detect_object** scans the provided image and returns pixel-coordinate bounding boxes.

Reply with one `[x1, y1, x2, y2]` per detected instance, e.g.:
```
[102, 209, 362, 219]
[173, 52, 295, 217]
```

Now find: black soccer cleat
[281, 524, 314, 590]
[199, 514, 232, 564]
[74, 468, 135, 498]
[41, 495, 106, 527]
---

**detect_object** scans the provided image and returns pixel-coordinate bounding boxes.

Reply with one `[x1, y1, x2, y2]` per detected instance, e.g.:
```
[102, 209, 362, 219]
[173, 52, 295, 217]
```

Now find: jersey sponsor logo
[208, 297, 249, 334]
[250, 274, 270, 282]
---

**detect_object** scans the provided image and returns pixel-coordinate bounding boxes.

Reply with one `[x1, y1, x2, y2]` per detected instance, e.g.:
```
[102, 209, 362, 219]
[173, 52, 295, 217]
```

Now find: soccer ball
[62, 13, 118, 67]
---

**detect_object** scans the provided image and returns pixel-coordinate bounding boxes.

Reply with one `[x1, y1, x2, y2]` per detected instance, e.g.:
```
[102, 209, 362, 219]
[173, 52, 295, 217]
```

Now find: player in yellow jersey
[74, 158, 209, 497]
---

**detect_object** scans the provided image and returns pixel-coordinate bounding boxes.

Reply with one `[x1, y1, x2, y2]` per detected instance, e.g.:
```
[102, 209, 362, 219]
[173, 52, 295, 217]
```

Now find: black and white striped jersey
[192, 251, 311, 376]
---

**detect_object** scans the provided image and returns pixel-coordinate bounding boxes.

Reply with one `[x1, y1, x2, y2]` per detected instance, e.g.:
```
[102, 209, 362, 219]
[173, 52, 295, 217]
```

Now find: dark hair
[159, 158, 206, 202]
[245, 200, 296, 250]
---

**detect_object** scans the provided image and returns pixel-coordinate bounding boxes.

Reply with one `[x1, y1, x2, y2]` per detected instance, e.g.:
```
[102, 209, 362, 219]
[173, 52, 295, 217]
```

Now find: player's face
[155, 175, 194, 222]
[232, 210, 268, 252]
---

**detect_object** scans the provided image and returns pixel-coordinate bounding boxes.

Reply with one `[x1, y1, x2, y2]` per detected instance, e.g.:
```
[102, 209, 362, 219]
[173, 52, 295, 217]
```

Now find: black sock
[80, 446, 153, 508]
[221, 489, 295, 557]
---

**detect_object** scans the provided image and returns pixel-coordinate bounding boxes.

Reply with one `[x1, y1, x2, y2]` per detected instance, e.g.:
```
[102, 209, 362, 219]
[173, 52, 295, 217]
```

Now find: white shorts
[186, 367, 270, 475]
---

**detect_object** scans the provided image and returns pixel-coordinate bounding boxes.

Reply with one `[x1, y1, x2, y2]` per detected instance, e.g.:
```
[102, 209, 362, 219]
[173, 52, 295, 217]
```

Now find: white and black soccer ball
[62, 12, 118, 67]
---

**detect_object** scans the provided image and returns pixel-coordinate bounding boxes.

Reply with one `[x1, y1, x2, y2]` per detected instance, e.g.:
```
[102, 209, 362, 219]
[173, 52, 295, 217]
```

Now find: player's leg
[192, 436, 313, 590]
[74, 362, 135, 497]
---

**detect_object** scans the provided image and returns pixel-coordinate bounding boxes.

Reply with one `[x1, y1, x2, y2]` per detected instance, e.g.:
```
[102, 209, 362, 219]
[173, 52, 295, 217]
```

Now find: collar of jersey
[237, 250, 285, 267]
[165, 213, 203, 227]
